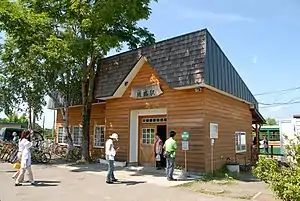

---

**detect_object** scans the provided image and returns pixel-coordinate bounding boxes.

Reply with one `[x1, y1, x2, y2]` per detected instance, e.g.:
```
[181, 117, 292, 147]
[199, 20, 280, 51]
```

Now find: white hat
[109, 133, 119, 139]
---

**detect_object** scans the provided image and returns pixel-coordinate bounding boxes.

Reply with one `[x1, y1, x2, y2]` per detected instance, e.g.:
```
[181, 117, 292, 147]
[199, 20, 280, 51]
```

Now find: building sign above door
[130, 83, 163, 99]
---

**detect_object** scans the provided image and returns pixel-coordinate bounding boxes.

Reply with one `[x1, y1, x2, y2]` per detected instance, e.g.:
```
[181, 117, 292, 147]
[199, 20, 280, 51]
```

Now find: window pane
[240, 133, 246, 145]
[94, 126, 105, 147]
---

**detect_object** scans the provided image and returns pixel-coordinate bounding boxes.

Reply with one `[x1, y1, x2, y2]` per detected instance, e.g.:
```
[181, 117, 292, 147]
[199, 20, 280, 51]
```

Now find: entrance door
[139, 127, 156, 166]
[139, 116, 167, 166]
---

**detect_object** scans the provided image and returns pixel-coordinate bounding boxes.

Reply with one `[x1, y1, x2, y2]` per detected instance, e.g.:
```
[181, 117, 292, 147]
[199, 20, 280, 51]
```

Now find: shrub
[253, 132, 300, 201]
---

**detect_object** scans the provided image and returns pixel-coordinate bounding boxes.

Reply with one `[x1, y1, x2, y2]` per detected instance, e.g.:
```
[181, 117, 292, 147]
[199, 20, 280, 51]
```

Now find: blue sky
[1, 0, 300, 127]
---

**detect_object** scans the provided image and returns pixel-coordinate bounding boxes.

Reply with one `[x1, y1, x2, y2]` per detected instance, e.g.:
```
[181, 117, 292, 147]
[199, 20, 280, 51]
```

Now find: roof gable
[94, 29, 206, 98]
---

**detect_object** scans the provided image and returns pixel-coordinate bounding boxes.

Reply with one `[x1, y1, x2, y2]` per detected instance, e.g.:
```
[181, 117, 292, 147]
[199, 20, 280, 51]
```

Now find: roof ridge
[102, 28, 208, 61]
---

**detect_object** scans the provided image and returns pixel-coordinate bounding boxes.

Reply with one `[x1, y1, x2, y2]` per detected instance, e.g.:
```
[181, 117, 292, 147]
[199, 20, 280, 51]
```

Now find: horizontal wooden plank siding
[106, 62, 206, 171]
[56, 103, 106, 157]
[203, 88, 252, 172]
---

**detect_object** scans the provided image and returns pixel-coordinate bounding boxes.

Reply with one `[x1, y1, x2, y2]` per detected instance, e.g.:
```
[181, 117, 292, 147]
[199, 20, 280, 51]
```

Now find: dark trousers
[155, 154, 163, 169]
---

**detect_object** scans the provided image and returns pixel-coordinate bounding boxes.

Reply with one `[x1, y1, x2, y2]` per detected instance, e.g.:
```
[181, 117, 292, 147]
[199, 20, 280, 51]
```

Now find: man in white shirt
[105, 133, 119, 184]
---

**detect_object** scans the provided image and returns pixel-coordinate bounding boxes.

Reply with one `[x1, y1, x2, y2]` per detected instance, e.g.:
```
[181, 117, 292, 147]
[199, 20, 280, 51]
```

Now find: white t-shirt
[105, 139, 116, 160]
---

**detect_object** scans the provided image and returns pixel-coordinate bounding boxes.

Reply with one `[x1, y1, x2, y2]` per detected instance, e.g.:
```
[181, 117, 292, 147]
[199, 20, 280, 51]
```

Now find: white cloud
[177, 9, 254, 23]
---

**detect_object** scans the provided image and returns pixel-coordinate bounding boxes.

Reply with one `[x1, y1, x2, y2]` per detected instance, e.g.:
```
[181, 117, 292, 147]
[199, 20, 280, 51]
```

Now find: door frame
[129, 108, 167, 163]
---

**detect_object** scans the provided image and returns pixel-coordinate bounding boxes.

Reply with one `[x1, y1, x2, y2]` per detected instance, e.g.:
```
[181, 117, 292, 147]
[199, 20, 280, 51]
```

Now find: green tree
[0, 113, 28, 123]
[265, 117, 277, 126]
[0, 0, 156, 162]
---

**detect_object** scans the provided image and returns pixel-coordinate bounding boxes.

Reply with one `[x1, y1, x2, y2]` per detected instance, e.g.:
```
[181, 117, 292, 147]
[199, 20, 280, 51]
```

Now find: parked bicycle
[31, 148, 51, 164]
[66, 146, 82, 161]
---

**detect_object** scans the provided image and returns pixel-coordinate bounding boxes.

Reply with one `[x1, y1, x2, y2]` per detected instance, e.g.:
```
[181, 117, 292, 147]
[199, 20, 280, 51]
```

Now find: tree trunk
[81, 98, 91, 162]
[32, 109, 36, 129]
[61, 106, 74, 153]
[81, 54, 97, 162]
[28, 104, 32, 129]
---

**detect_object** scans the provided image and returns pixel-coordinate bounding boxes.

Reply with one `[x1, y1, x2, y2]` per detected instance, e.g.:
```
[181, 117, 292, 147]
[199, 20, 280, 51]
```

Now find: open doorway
[157, 125, 167, 168]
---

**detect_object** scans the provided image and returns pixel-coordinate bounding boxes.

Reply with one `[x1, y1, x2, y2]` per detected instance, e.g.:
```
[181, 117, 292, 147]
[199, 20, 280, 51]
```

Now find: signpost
[209, 123, 219, 173]
[181, 131, 190, 174]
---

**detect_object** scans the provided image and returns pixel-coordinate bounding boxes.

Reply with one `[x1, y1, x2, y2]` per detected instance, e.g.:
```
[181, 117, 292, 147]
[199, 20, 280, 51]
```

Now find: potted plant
[226, 157, 240, 173]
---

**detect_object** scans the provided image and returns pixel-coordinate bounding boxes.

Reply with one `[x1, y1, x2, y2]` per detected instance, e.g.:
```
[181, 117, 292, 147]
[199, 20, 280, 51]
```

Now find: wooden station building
[53, 29, 265, 172]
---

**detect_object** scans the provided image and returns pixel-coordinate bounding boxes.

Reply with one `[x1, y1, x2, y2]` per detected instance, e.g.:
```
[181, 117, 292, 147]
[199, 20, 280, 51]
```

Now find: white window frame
[141, 127, 155, 145]
[72, 126, 81, 146]
[235, 131, 247, 153]
[57, 127, 67, 144]
[94, 125, 105, 148]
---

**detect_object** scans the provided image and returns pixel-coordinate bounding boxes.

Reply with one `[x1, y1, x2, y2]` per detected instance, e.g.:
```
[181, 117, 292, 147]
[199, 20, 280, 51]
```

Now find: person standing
[15, 130, 36, 186]
[105, 133, 119, 184]
[163, 130, 177, 181]
[263, 136, 269, 154]
[154, 133, 163, 170]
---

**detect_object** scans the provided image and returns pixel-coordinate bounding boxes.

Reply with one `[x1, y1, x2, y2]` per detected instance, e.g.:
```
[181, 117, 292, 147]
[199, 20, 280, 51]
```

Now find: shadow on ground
[57, 161, 262, 184]
[12, 180, 61, 187]
[67, 163, 170, 178]
[115, 181, 146, 186]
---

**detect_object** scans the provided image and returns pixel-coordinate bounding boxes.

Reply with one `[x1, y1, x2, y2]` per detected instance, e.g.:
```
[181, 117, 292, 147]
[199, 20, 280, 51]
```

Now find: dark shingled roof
[94, 29, 206, 98]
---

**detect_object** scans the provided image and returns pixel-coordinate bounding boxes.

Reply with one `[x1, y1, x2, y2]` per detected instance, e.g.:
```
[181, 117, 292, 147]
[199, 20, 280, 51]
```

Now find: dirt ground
[0, 159, 279, 201]
[176, 173, 279, 201]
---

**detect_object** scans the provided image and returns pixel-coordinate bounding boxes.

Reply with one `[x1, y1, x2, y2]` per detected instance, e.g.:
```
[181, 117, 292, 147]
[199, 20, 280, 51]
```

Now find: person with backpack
[163, 130, 177, 181]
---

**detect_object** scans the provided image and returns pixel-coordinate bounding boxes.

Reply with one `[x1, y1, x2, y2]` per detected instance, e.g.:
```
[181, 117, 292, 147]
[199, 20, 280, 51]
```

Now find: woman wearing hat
[105, 133, 119, 184]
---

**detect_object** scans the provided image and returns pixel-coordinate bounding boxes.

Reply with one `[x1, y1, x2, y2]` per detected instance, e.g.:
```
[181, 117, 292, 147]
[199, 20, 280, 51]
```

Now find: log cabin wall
[105, 62, 207, 171]
[55, 103, 106, 157]
[203, 88, 252, 172]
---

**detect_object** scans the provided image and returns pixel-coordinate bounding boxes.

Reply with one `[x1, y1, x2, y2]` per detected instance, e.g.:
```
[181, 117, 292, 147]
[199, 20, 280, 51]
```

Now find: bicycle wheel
[41, 152, 51, 163]
[61, 147, 68, 157]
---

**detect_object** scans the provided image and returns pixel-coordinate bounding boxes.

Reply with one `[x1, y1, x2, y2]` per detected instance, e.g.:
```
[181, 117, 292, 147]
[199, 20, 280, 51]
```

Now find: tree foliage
[0, 0, 156, 161]
[253, 133, 300, 201]
[0, 113, 28, 123]
[264, 117, 277, 126]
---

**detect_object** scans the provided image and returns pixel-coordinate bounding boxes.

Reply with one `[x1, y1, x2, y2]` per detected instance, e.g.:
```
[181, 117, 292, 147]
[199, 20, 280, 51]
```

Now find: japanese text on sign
[130, 83, 163, 99]
[182, 141, 189, 151]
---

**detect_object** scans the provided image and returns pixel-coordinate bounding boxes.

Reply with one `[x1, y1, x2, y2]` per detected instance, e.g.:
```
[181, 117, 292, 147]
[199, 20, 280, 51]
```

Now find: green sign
[181, 131, 190, 141]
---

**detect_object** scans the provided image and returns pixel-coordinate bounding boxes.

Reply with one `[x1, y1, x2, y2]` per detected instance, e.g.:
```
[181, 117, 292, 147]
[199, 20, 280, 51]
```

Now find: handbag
[13, 162, 20, 169]
[155, 154, 161, 161]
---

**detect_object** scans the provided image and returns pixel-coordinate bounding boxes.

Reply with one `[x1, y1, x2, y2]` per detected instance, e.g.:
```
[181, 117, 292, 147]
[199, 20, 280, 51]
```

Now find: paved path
[0, 163, 241, 201]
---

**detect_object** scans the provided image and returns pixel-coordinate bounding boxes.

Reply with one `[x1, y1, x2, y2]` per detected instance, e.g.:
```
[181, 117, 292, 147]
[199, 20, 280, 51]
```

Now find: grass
[200, 166, 240, 182]
[175, 166, 258, 200]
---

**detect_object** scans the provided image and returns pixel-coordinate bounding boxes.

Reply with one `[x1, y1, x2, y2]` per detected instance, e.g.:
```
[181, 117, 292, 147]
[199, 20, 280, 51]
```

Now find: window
[142, 118, 167, 123]
[94, 125, 105, 148]
[142, 128, 155, 144]
[235, 132, 246, 153]
[269, 131, 280, 141]
[58, 127, 65, 144]
[73, 126, 81, 145]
